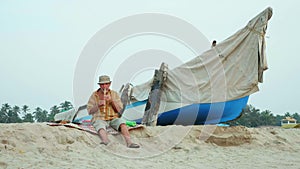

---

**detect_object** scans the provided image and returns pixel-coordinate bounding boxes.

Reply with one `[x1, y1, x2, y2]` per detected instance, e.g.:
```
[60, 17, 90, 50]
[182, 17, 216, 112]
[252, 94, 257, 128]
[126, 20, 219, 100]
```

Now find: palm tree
[284, 112, 291, 117]
[23, 113, 34, 122]
[48, 105, 60, 121]
[10, 106, 22, 123]
[259, 110, 276, 126]
[228, 104, 265, 127]
[275, 115, 284, 126]
[22, 105, 29, 112]
[292, 112, 300, 122]
[33, 107, 48, 122]
[21, 105, 30, 117]
[0, 103, 11, 123]
[60, 101, 73, 112]
[240, 105, 261, 127]
[21, 105, 34, 122]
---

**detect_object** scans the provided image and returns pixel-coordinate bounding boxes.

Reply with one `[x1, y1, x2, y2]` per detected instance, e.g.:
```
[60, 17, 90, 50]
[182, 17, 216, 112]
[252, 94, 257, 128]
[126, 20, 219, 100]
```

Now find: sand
[1, 123, 300, 169]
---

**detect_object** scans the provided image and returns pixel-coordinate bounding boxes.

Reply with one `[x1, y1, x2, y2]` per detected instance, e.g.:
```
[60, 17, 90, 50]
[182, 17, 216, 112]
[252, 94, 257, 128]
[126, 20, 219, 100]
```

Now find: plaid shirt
[87, 88, 123, 121]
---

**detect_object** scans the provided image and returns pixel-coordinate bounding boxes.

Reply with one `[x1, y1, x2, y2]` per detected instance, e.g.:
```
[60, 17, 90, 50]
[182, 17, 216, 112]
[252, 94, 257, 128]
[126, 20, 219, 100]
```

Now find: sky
[1, 0, 299, 115]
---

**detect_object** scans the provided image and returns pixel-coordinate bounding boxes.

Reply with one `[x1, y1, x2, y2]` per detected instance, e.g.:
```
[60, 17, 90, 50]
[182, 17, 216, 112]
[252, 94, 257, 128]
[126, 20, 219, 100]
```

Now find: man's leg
[119, 123, 140, 148]
[98, 128, 109, 145]
[93, 120, 109, 145]
[110, 118, 140, 148]
[119, 123, 132, 145]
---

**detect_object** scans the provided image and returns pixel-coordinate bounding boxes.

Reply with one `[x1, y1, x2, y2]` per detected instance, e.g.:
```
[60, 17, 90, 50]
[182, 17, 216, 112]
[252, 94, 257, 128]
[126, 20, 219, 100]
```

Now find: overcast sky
[1, 0, 299, 115]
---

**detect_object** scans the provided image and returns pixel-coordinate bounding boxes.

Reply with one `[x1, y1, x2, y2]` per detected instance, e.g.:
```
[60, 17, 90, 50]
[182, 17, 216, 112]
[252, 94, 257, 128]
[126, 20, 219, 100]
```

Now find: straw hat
[98, 75, 111, 84]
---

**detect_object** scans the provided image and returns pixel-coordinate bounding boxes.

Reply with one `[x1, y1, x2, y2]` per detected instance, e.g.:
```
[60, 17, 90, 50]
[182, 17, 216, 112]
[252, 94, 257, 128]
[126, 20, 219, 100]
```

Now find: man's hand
[98, 100, 106, 106]
[104, 94, 112, 103]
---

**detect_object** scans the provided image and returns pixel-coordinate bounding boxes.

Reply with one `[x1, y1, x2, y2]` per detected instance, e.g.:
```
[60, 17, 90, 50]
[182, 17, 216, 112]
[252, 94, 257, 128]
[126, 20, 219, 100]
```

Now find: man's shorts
[92, 118, 126, 132]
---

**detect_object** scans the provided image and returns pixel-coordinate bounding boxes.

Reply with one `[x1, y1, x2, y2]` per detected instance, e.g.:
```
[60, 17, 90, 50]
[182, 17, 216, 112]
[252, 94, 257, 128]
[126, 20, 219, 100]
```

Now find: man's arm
[88, 105, 99, 115]
[111, 91, 123, 113]
[87, 93, 98, 115]
[87, 92, 106, 115]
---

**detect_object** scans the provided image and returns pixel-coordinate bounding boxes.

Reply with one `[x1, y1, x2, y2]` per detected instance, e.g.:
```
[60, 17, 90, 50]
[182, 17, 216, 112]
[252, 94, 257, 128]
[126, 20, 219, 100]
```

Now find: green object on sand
[126, 121, 137, 127]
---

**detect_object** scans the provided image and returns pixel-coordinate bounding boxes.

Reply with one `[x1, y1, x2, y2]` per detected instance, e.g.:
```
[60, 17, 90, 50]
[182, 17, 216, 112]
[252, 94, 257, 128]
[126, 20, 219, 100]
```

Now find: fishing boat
[72, 7, 273, 126]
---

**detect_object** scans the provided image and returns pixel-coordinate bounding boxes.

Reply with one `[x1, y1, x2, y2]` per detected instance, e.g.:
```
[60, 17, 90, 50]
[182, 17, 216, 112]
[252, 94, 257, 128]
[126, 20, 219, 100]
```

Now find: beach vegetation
[0, 101, 73, 123]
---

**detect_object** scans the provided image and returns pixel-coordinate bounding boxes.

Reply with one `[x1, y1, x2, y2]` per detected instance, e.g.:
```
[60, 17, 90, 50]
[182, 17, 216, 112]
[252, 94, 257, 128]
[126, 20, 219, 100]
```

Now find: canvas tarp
[131, 7, 272, 104]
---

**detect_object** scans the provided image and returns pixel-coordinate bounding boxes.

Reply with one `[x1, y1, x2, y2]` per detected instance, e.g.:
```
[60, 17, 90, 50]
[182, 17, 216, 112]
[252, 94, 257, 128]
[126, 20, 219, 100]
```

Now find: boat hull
[123, 96, 249, 125]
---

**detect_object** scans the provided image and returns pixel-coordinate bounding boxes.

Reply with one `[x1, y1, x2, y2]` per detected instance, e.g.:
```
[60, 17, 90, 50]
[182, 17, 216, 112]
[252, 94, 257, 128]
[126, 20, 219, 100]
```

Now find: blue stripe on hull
[134, 96, 249, 125]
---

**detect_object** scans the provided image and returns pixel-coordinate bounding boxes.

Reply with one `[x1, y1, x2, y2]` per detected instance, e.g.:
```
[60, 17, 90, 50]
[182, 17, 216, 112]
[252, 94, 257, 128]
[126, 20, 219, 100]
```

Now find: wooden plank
[142, 63, 168, 126]
[119, 83, 131, 116]
[71, 105, 87, 122]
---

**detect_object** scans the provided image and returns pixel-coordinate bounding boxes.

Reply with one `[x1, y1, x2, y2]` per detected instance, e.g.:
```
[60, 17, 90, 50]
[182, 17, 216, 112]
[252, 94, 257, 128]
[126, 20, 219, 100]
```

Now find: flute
[103, 88, 107, 113]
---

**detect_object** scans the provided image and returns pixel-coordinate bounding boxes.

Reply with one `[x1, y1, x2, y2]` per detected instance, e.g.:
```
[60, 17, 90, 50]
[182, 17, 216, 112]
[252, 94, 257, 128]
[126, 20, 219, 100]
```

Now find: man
[87, 75, 140, 148]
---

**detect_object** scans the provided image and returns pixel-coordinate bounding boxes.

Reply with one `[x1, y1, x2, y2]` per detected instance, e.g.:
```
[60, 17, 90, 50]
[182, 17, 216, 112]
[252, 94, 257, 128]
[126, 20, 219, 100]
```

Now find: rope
[247, 25, 266, 37]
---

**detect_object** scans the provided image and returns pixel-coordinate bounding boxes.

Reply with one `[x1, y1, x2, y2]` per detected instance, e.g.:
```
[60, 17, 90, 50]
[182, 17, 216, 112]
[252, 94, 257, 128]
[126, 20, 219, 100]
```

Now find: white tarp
[131, 7, 272, 104]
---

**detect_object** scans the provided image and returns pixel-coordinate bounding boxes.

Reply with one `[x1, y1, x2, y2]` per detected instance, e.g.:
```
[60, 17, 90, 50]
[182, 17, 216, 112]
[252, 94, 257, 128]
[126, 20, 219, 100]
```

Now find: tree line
[0, 101, 73, 123]
[226, 105, 300, 127]
[0, 103, 299, 127]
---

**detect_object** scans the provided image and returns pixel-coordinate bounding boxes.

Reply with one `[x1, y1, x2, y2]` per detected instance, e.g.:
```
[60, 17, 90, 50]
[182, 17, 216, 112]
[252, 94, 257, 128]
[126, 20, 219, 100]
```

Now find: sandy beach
[1, 123, 300, 169]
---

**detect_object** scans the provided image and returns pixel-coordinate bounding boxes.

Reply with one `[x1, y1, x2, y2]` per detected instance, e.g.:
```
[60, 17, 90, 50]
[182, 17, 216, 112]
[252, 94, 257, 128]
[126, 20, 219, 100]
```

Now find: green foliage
[258, 110, 277, 126]
[0, 104, 22, 123]
[0, 103, 10, 123]
[33, 107, 48, 122]
[0, 101, 73, 123]
[8, 106, 22, 123]
[21, 104, 34, 122]
[228, 105, 261, 127]
[227, 105, 297, 127]
[48, 105, 60, 121]
[292, 112, 300, 122]
[23, 113, 34, 122]
[60, 101, 73, 112]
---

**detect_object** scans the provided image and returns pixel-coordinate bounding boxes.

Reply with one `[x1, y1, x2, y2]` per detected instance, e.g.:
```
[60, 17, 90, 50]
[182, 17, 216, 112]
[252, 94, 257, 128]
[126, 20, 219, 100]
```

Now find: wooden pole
[119, 83, 131, 116]
[142, 63, 168, 126]
[71, 105, 87, 122]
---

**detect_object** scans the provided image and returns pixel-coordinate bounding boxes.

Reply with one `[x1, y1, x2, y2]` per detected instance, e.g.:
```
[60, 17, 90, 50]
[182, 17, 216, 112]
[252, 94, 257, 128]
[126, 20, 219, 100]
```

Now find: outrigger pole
[142, 63, 168, 126]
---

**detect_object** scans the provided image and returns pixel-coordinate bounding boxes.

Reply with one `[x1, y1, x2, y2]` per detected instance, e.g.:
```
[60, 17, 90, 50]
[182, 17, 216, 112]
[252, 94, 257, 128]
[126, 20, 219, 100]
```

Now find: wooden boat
[73, 7, 273, 126]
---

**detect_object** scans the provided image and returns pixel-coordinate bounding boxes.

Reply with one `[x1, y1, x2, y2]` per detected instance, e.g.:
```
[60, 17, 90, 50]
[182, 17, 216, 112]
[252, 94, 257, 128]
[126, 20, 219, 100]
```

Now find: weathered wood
[71, 105, 87, 122]
[142, 63, 168, 126]
[119, 83, 131, 116]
